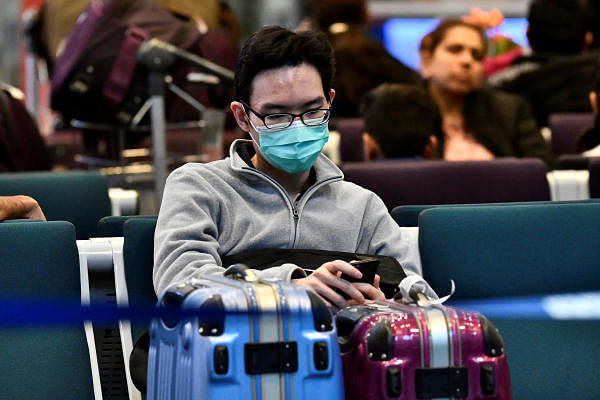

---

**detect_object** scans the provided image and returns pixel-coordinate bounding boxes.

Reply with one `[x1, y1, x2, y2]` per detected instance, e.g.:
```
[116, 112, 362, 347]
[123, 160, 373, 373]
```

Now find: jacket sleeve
[356, 193, 438, 299]
[153, 166, 225, 295]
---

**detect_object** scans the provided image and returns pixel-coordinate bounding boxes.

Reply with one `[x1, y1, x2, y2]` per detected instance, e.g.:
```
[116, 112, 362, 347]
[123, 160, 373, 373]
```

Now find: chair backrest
[0, 170, 111, 239]
[556, 154, 591, 169]
[122, 217, 159, 343]
[97, 214, 156, 237]
[549, 112, 595, 156]
[343, 158, 550, 210]
[0, 220, 95, 399]
[418, 203, 600, 300]
[391, 198, 600, 227]
[330, 118, 364, 162]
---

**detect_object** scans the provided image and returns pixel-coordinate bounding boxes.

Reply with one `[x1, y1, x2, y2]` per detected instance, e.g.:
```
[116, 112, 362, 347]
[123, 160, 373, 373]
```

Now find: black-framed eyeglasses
[241, 101, 331, 131]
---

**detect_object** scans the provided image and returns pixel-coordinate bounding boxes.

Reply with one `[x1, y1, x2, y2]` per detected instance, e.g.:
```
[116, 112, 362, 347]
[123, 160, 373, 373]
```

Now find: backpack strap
[221, 248, 407, 298]
[102, 26, 149, 108]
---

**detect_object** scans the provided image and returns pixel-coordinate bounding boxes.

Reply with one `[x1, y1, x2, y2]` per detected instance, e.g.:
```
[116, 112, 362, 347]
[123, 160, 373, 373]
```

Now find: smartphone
[336, 258, 379, 299]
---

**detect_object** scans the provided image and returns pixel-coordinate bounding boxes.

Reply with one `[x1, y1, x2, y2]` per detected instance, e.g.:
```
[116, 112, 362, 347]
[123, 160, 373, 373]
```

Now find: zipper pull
[292, 198, 300, 220]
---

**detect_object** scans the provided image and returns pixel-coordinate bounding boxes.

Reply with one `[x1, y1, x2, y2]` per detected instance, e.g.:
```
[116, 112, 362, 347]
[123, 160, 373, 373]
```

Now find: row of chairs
[0, 170, 138, 239]
[332, 112, 595, 162]
[2, 199, 600, 399]
[1, 156, 597, 240]
[343, 157, 600, 210]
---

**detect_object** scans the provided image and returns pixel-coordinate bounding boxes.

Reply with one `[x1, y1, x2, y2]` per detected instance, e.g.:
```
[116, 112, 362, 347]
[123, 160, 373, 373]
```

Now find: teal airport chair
[75, 215, 157, 399]
[418, 203, 600, 399]
[418, 203, 600, 299]
[82, 216, 158, 395]
[122, 217, 159, 343]
[0, 170, 111, 239]
[97, 215, 157, 238]
[0, 220, 95, 399]
[391, 198, 600, 227]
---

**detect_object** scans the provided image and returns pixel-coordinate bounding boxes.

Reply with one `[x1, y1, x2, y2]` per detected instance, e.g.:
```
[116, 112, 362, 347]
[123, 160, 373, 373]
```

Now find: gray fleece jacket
[153, 139, 425, 296]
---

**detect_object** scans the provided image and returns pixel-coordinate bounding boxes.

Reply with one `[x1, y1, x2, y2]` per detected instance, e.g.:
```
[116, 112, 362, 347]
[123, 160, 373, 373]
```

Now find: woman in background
[419, 19, 553, 167]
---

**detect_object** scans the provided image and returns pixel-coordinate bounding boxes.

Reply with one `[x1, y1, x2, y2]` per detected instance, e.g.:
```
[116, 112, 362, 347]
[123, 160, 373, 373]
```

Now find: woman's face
[421, 26, 485, 95]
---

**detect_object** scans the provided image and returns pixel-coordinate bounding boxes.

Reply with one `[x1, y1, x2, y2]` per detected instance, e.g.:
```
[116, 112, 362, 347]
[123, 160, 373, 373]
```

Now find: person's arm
[0, 195, 46, 221]
[153, 166, 231, 295]
[511, 95, 555, 168]
[356, 193, 438, 299]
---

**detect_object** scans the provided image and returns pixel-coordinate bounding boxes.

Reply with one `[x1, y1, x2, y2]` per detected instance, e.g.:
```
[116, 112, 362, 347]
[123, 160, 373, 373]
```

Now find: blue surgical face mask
[250, 119, 329, 174]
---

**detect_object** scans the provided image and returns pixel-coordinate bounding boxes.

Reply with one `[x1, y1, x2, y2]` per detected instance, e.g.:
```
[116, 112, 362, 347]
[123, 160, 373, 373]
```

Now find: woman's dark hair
[419, 18, 487, 55]
[360, 83, 442, 158]
[234, 26, 335, 105]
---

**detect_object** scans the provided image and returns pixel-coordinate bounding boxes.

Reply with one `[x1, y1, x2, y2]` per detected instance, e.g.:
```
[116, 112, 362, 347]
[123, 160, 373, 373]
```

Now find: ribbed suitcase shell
[336, 300, 511, 400]
[147, 274, 345, 400]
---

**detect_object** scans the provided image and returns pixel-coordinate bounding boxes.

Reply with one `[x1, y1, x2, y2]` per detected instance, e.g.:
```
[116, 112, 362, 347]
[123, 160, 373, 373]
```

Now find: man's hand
[292, 260, 385, 308]
[0, 195, 46, 221]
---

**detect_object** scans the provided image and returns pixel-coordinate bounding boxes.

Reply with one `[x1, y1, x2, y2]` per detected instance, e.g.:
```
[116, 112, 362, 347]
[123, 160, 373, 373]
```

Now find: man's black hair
[234, 26, 335, 105]
[360, 84, 442, 159]
[527, 0, 591, 54]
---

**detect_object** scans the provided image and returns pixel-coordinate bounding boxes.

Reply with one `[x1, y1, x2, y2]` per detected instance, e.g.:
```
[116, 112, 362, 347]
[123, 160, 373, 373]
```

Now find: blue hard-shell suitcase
[147, 267, 345, 400]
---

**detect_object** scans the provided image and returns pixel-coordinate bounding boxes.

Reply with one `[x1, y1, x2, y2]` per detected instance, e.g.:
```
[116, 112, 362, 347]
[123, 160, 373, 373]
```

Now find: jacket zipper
[241, 166, 340, 247]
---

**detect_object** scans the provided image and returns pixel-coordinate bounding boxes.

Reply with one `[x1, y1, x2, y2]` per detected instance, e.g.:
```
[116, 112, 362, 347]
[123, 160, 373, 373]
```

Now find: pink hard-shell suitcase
[335, 297, 511, 399]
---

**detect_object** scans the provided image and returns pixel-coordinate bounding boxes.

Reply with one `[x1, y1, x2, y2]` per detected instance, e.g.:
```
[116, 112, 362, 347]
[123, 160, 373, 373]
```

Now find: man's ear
[230, 101, 250, 132]
[423, 135, 438, 159]
[362, 132, 383, 161]
[583, 31, 594, 51]
[590, 91, 598, 115]
[328, 88, 336, 105]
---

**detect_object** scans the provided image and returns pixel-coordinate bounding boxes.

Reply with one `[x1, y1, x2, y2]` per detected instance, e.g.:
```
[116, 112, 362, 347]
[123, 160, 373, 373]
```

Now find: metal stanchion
[148, 72, 168, 205]
[137, 38, 234, 206]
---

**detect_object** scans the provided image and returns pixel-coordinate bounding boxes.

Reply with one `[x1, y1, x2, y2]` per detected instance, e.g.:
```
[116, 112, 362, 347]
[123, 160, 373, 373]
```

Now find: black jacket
[488, 51, 600, 127]
[435, 88, 555, 168]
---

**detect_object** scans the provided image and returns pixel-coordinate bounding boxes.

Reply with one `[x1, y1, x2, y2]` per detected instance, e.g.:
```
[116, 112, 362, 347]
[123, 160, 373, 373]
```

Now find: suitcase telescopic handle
[224, 264, 260, 282]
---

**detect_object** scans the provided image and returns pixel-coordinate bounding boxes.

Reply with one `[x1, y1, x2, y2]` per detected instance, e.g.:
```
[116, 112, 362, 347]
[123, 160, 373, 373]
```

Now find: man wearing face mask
[153, 26, 431, 308]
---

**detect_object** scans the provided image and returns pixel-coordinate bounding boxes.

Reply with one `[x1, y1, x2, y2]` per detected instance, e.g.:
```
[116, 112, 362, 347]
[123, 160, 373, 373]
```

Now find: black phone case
[336, 258, 379, 299]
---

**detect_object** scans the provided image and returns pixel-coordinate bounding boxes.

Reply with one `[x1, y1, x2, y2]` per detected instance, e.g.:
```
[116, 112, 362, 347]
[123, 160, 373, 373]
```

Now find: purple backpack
[50, 0, 235, 127]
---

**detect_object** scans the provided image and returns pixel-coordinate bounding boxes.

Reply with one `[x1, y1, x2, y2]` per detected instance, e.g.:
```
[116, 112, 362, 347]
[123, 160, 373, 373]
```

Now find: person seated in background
[360, 83, 441, 160]
[154, 26, 434, 308]
[419, 19, 554, 167]
[0, 195, 46, 221]
[0, 82, 52, 172]
[576, 63, 600, 155]
[303, 0, 422, 118]
[488, 0, 599, 127]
